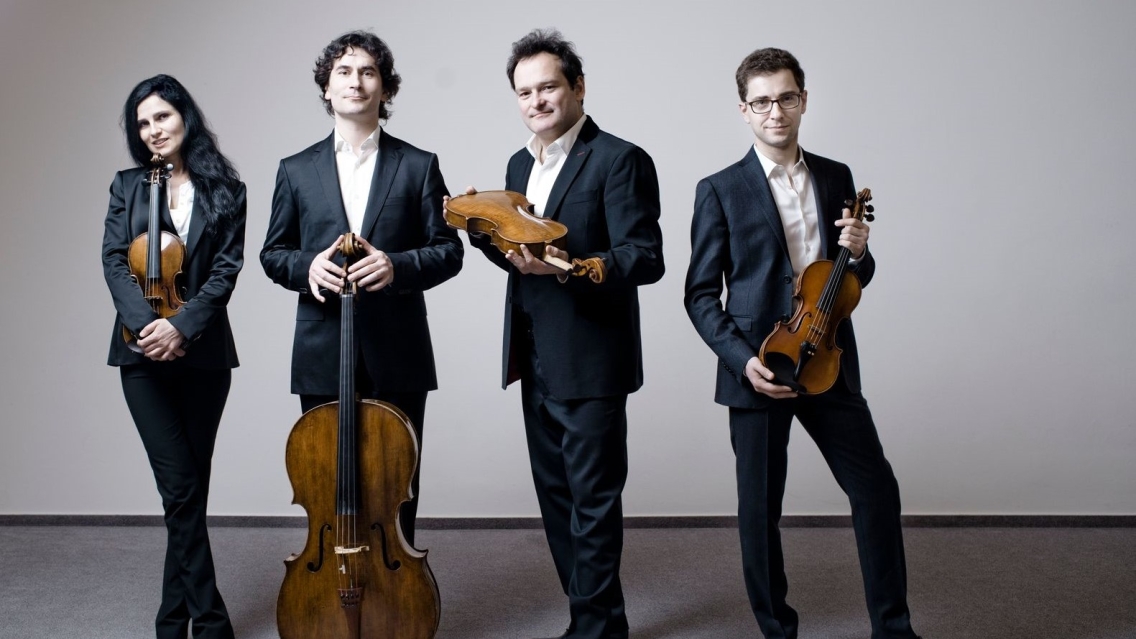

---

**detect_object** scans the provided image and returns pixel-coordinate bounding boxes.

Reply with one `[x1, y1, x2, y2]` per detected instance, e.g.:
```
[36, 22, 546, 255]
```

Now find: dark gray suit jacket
[684, 148, 874, 408]
[261, 130, 462, 395]
[472, 117, 665, 400]
[102, 168, 245, 369]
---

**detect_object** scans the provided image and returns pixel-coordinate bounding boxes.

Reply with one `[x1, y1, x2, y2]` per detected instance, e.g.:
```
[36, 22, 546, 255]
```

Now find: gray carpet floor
[1, 525, 1133, 638]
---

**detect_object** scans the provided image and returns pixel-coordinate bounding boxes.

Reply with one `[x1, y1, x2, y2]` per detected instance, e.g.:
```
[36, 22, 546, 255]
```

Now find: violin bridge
[333, 545, 371, 555]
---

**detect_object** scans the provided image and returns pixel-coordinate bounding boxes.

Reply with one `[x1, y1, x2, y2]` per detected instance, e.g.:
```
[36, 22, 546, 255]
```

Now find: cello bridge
[333, 545, 370, 555]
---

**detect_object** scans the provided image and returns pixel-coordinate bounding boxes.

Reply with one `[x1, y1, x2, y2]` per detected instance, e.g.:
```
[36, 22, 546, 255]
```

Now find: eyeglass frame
[744, 92, 803, 114]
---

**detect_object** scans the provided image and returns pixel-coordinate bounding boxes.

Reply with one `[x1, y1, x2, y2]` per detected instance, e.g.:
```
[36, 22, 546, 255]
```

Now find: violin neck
[147, 180, 163, 278]
[336, 287, 358, 515]
[817, 246, 853, 314]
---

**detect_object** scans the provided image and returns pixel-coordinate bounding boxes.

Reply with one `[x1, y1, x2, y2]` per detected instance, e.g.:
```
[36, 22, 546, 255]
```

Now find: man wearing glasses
[684, 48, 921, 639]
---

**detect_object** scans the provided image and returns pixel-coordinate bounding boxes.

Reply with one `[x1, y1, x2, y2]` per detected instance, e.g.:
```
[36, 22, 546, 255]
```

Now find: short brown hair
[735, 48, 805, 102]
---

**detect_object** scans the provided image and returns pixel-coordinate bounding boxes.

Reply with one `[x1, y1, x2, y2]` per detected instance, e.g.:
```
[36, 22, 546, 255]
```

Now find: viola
[123, 154, 185, 351]
[759, 188, 876, 395]
[277, 234, 441, 639]
[444, 190, 606, 283]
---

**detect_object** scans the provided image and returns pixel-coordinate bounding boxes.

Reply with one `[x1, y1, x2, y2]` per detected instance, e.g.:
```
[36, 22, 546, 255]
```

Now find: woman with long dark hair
[102, 74, 245, 639]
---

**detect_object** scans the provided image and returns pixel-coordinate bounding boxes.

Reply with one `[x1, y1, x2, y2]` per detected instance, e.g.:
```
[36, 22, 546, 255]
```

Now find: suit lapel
[542, 117, 596, 220]
[360, 130, 401, 239]
[311, 133, 350, 231]
[804, 150, 835, 257]
[184, 195, 205, 258]
[738, 149, 790, 259]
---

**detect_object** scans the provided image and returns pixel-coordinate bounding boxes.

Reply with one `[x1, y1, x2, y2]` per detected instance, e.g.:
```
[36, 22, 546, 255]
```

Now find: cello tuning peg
[864, 213, 875, 222]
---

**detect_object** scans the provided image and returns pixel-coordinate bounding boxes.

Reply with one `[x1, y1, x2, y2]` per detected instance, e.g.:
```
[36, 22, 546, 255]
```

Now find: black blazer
[472, 117, 665, 400]
[102, 168, 245, 369]
[261, 130, 462, 395]
[684, 148, 875, 409]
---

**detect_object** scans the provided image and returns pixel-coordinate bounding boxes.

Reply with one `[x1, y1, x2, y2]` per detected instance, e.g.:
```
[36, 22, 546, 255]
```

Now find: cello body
[277, 401, 440, 639]
[277, 233, 440, 639]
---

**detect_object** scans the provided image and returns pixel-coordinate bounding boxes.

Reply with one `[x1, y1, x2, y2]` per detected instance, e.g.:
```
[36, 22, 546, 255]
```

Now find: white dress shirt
[525, 114, 588, 217]
[334, 127, 381, 234]
[755, 147, 821, 278]
[168, 180, 194, 244]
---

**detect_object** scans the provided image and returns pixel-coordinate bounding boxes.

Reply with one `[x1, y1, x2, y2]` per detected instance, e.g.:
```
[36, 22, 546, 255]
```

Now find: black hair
[314, 30, 401, 120]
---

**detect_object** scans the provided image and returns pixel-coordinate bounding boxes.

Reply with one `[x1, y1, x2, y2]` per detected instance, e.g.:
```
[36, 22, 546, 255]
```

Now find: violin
[122, 154, 186, 352]
[277, 234, 440, 639]
[759, 188, 876, 395]
[444, 190, 606, 283]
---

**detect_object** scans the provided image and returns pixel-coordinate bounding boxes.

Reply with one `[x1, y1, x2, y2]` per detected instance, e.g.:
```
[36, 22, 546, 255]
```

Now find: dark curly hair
[735, 48, 805, 102]
[121, 74, 241, 235]
[506, 28, 584, 93]
[313, 30, 401, 120]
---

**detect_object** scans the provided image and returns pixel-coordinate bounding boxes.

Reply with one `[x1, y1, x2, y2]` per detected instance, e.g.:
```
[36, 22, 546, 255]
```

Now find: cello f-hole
[371, 522, 402, 571]
[307, 523, 333, 572]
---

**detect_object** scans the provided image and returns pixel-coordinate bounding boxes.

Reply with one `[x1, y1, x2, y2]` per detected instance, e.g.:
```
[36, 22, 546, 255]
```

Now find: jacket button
[783, 275, 792, 284]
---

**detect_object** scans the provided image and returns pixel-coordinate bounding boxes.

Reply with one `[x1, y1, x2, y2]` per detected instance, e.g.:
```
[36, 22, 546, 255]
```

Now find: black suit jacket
[684, 148, 875, 409]
[102, 168, 245, 368]
[261, 130, 462, 395]
[472, 117, 665, 400]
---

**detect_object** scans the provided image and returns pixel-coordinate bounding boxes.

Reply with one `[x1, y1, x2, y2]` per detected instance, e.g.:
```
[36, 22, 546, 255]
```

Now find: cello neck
[336, 280, 358, 516]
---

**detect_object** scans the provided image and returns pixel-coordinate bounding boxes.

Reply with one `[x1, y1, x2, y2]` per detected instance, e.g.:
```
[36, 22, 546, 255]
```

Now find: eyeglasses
[745, 93, 802, 114]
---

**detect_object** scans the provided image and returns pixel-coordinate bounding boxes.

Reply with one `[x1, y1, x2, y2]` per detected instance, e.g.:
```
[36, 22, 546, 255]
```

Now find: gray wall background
[2, 0, 1133, 518]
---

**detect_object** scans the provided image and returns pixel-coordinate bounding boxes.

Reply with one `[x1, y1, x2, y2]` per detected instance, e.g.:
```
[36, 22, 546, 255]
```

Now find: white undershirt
[334, 127, 381, 234]
[755, 147, 820, 278]
[168, 180, 194, 244]
[524, 115, 588, 217]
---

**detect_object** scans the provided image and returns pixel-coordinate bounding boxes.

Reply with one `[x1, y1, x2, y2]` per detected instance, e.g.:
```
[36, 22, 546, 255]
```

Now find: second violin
[759, 188, 876, 395]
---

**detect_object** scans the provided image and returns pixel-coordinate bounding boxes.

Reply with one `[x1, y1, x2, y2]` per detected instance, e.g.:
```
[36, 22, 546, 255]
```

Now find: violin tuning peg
[865, 205, 875, 213]
[865, 213, 875, 222]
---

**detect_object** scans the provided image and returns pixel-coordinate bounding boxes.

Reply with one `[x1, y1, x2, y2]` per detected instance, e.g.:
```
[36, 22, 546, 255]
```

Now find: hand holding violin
[138, 318, 186, 361]
[745, 356, 797, 399]
[835, 207, 870, 259]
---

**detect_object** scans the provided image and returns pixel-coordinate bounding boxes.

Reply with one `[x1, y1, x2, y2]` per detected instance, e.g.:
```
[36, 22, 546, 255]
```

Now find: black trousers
[728, 386, 919, 639]
[300, 380, 428, 549]
[120, 364, 234, 639]
[519, 330, 629, 639]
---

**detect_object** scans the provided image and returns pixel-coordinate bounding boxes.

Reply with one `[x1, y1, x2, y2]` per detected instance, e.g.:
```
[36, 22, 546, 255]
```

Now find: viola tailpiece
[758, 188, 875, 395]
[444, 190, 606, 283]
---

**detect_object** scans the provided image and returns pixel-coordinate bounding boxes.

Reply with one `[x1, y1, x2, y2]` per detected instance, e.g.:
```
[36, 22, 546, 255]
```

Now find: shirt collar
[334, 126, 382, 154]
[754, 145, 808, 178]
[526, 114, 588, 162]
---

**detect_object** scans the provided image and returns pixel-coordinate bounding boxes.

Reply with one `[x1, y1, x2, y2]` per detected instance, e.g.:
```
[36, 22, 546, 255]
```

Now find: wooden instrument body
[444, 190, 606, 282]
[122, 157, 186, 349]
[758, 188, 875, 395]
[759, 263, 861, 395]
[276, 233, 440, 639]
[277, 401, 440, 639]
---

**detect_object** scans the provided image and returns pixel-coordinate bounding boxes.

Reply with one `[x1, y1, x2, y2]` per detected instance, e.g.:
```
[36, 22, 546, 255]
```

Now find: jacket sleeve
[167, 184, 247, 341]
[561, 145, 665, 292]
[101, 171, 159, 336]
[684, 177, 755, 384]
[384, 153, 463, 292]
[261, 160, 320, 293]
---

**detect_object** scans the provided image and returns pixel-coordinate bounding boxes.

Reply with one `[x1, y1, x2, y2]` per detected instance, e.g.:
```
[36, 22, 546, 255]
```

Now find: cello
[277, 233, 441, 639]
[443, 190, 606, 283]
[759, 188, 875, 395]
[123, 154, 185, 351]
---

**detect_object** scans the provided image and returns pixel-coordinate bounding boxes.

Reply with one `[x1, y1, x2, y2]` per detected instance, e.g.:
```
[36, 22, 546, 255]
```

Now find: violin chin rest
[760, 352, 809, 394]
